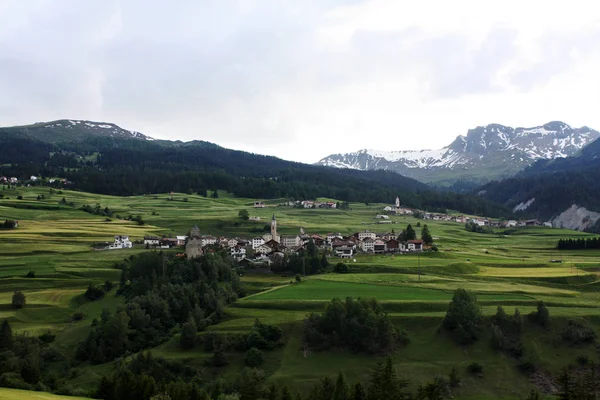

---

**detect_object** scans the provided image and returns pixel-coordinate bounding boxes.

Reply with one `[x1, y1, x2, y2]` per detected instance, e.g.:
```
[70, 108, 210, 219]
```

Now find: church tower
[395, 196, 400, 208]
[271, 214, 279, 242]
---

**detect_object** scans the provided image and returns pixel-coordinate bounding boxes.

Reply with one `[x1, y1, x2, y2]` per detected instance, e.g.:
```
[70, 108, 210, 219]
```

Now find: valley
[1, 186, 600, 399]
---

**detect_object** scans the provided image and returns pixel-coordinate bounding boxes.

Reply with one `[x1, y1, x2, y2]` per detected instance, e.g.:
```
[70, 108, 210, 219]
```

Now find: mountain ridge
[317, 121, 600, 185]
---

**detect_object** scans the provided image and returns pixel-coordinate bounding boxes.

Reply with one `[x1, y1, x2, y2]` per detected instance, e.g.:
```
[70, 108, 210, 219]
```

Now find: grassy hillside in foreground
[0, 387, 91, 399]
[1, 186, 600, 398]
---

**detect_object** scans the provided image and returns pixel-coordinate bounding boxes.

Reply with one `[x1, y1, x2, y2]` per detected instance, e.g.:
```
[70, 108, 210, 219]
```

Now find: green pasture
[1, 186, 600, 398]
[0, 388, 91, 400]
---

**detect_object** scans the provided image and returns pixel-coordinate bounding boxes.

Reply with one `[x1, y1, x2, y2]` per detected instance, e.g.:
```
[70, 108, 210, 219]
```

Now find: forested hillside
[0, 121, 511, 217]
[477, 136, 600, 225]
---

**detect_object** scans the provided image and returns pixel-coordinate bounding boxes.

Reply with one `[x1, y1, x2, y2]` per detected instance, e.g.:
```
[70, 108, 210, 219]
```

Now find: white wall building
[108, 235, 133, 249]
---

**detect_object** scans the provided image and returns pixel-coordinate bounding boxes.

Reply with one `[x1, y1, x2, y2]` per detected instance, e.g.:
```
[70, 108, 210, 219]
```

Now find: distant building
[144, 236, 160, 246]
[108, 235, 132, 250]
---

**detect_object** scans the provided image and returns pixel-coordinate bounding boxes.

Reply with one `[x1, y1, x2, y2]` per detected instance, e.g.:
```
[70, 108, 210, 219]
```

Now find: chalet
[249, 216, 261, 221]
[280, 235, 300, 248]
[525, 219, 541, 226]
[326, 233, 343, 243]
[383, 206, 393, 212]
[30, 176, 39, 182]
[176, 236, 187, 246]
[252, 237, 265, 249]
[543, 222, 553, 228]
[358, 230, 376, 241]
[373, 239, 386, 254]
[335, 246, 354, 259]
[407, 239, 423, 252]
[507, 220, 518, 227]
[385, 239, 402, 253]
[230, 246, 246, 261]
[227, 238, 239, 248]
[108, 235, 132, 250]
[254, 201, 265, 208]
[9, 177, 18, 183]
[310, 234, 325, 247]
[381, 232, 396, 241]
[143, 236, 160, 246]
[470, 218, 485, 227]
[360, 237, 375, 252]
[301, 201, 315, 208]
[236, 238, 251, 247]
[201, 235, 218, 247]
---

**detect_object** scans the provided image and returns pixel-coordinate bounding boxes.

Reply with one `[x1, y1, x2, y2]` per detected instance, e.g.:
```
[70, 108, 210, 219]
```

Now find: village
[102, 196, 551, 264]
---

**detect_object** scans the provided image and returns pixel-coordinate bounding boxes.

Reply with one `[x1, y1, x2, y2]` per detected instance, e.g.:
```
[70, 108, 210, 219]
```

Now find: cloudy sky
[1, 0, 599, 162]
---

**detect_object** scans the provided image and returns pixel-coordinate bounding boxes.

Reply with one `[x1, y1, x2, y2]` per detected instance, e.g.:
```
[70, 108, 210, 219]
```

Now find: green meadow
[1, 185, 599, 398]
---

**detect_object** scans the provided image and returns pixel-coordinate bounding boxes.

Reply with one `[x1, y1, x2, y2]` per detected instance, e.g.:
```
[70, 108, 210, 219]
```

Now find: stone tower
[271, 214, 278, 240]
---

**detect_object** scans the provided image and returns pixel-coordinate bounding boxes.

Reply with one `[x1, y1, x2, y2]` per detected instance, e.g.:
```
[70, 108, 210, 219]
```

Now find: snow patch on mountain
[513, 198, 535, 212]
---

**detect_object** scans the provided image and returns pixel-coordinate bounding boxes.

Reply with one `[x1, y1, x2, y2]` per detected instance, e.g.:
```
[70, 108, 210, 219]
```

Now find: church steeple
[270, 214, 279, 242]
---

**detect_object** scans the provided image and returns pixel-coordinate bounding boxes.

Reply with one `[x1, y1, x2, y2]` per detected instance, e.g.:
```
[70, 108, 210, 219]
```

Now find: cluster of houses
[0, 177, 19, 184]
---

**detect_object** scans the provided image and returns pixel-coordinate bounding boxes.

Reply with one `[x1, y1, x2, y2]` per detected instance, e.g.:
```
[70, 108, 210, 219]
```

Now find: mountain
[317, 122, 600, 185]
[0, 119, 151, 144]
[0, 119, 511, 218]
[477, 136, 600, 231]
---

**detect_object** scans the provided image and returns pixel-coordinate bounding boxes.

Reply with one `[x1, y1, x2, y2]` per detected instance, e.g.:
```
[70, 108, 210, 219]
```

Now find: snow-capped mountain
[317, 122, 600, 185]
[0, 119, 152, 143]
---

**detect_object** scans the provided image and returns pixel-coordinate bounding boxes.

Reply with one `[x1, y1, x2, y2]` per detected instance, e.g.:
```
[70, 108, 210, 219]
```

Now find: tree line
[557, 237, 600, 250]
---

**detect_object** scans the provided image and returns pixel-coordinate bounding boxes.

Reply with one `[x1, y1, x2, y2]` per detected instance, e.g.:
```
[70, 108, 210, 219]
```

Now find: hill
[317, 121, 600, 185]
[0, 119, 510, 217]
[477, 137, 600, 231]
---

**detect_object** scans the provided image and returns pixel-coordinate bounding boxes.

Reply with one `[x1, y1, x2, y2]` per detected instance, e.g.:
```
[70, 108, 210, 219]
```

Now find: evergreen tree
[334, 372, 349, 400]
[368, 356, 410, 400]
[320, 376, 335, 400]
[180, 316, 197, 349]
[556, 368, 575, 400]
[268, 383, 279, 400]
[404, 225, 416, 241]
[421, 224, 433, 245]
[523, 389, 540, 400]
[442, 289, 483, 344]
[96, 376, 115, 400]
[281, 386, 293, 400]
[0, 319, 13, 350]
[11, 290, 26, 309]
[351, 382, 366, 400]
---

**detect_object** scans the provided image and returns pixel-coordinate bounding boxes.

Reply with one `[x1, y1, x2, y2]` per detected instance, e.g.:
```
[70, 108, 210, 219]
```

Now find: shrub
[244, 347, 265, 367]
[442, 289, 482, 344]
[103, 280, 114, 292]
[528, 301, 550, 328]
[11, 291, 26, 309]
[561, 320, 596, 345]
[334, 262, 349, 273]
[39, 331, 56, 344]
[25, 271, 35, 278]
[84, 284, 105, 301]
[295, 274, 302, 283]
[467, 362, 483, 375]
[72, 313, 85, 321]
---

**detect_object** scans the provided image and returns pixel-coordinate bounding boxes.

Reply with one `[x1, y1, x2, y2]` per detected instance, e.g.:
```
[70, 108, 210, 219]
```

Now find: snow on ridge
[366, 147, 448, 163]
[513, 198, 536, 212]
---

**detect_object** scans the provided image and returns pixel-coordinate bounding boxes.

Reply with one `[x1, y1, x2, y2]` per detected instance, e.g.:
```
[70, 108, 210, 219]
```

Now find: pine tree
[334, 372, 349, 400]
[421, 224, 433, 245]
[404, 225, 416, 241]
[180, 316, 197, 349]
[351, 382, 366, 400]
[268, 383, 279, 400]
[0, 319, 13, 350]
[281, 386, 293, 400]
[320, 376, 335, 400]
[96, 376, 115, 400]
[556, 368, 575, 400]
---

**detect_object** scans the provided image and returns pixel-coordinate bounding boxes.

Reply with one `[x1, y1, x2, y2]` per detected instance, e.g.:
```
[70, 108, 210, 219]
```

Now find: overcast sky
[1, 0, 600, 162]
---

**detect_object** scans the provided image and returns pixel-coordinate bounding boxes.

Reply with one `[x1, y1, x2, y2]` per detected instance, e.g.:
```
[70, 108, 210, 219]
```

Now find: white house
[360, 237, 375, 252]
[201, 235, 217, 247]
[507, 220, 518, 227]
[375, 215, 390, 220]
[383, 206, 393, 212]
[281, 235, 302, 248]
[108, 235, 133, 249]
[30, 176, 39, 182]
[252, 237, 265, 249]
[176, 236, 187, 246]
[227, 238, 239, 248]
[249, 216, 261, 221]
[406, 240, 424, 252]
[358, 230, 377, 241]
[326, 233, 343, 244]
[254, 201, 265, 208]
[143, 236, 160, 246]
[230, 246, 246, 261]
[335, 246, 354, 259]
[255, 243, 273, 255]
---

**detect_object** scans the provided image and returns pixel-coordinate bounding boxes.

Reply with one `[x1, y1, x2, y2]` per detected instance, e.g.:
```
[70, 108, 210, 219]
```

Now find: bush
[295, 274, 302, 283]
[39, 331, 56, 344]
[333, 262, 348, 273]
[528, 301, 550, 328]
[561, 320, 596, 345]
[11, 290, 26, 309]
[244, 347, 264, 367]
[467, 362, 483, 375]
[442, 289, 482, 344]
[103, 280, 114, 292]
[25, 271, 35, 278]
[84, 284, 105, 301]
[72, 313, 85, 321]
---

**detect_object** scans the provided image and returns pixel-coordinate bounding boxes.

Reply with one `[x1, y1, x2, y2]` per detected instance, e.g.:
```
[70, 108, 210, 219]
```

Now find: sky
[1, 0, 600, 163]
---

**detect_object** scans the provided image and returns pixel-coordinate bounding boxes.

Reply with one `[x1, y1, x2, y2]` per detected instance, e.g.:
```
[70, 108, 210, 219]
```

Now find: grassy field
[0, 388, 91, 399]
[1, 186, 599, 398]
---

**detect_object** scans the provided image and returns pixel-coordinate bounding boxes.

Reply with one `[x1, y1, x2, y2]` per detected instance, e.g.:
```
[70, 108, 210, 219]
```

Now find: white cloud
[1, 0, 600, 162]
